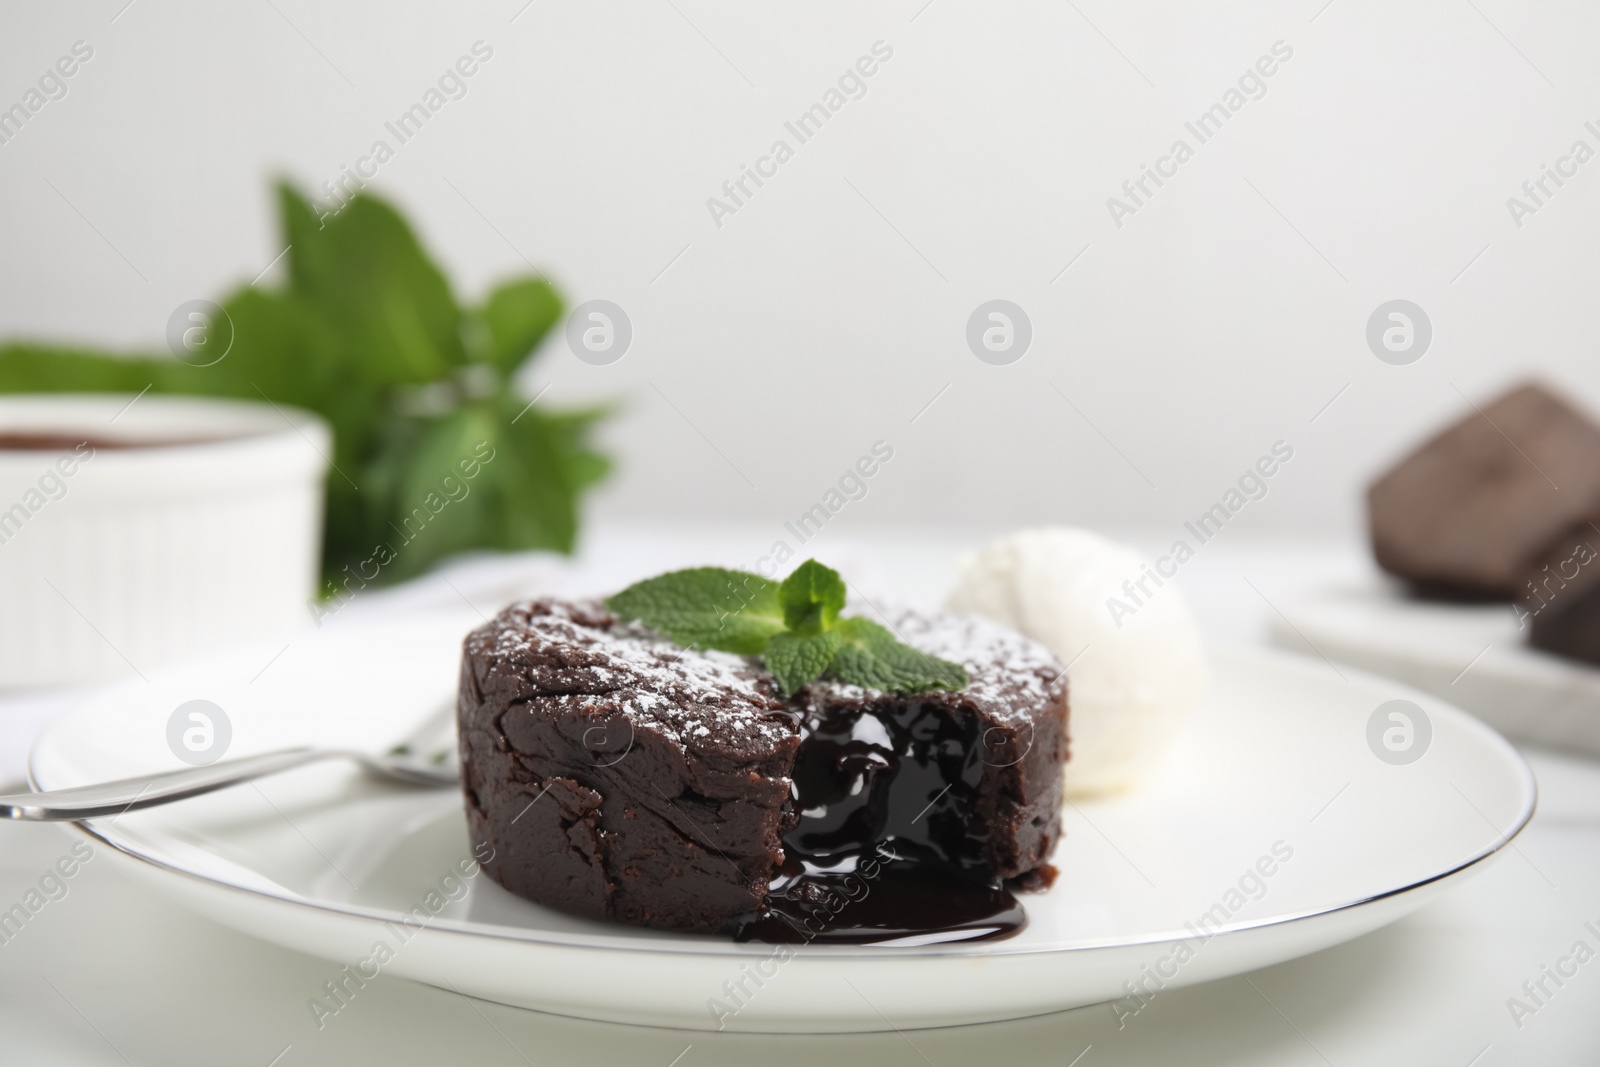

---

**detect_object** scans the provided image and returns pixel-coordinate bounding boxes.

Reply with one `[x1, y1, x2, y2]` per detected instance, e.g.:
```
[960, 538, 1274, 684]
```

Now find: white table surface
[3, 524, 1599, 1065]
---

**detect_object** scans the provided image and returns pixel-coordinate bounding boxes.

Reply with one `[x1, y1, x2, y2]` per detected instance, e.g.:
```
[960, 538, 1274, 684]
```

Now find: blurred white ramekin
[0, 394, 329, 688]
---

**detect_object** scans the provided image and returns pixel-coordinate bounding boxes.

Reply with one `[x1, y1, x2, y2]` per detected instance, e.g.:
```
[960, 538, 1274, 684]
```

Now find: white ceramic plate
[29, 614, 1534, 1033]
[1267, 578, 1600, 759]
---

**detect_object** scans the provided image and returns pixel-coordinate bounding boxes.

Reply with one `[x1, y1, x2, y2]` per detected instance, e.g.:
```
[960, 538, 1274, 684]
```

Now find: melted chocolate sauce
[0, 433, 209, 451]
[733, 698, 1027, 945]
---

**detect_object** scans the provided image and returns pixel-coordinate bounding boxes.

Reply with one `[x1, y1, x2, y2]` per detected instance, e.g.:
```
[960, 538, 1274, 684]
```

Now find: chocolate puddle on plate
[733, 854, 1027, 946]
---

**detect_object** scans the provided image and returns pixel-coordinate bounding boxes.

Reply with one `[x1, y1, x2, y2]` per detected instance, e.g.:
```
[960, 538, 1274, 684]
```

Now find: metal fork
[1, 703, 459, 821]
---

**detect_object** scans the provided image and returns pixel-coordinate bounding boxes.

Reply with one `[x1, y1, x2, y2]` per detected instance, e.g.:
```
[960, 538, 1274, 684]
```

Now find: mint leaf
[477, 277, 562, 372]
[779, 558, 847, 634]
[381, 405, 498, 580]
[493, 393, 583, 553]
[764, 630, 843, 695]
[830, 617, 970, 693]
[279, 183, 464, 384]
[541, 405, 613, 492]
[606, 567, 785, 654]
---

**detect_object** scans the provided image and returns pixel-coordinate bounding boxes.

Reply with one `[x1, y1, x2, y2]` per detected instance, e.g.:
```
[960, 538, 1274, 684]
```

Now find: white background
[3, 0, 1597, 545]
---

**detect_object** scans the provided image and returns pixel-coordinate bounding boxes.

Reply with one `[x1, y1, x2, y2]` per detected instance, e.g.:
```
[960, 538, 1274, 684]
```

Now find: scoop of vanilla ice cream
[946, 527, 1208, 796]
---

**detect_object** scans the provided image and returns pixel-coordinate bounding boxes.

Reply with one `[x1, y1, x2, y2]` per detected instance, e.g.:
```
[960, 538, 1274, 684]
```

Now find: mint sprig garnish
[831, 617, 970, 693]
[604, 566, 784, 654]
[764, 630, 844, 693]
[605, 559, 970, 696]
[0, 183, 610, 588]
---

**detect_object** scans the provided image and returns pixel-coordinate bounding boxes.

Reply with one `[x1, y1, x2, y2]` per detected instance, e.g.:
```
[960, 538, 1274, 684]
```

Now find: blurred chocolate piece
[1520, 519, 1600, 665]
[1368, 382, 1600, 598]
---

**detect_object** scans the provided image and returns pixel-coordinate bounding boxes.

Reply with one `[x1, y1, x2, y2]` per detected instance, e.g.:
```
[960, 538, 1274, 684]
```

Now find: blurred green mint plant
[0, 182, 610, 587]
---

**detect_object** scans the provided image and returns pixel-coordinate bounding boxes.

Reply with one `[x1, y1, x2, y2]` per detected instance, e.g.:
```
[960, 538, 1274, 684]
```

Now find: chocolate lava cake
[1521, 518, 1600, 665]
[457, 598, 1068, 940]
[1368, 381, 1600, 598]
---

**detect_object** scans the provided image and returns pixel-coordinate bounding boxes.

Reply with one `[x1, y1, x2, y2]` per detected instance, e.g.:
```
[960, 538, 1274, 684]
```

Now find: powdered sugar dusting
[472, 599, 792, 750]
[809, 605, 1065, 724]
[469, 598, 1063, 749]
